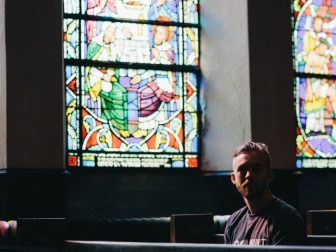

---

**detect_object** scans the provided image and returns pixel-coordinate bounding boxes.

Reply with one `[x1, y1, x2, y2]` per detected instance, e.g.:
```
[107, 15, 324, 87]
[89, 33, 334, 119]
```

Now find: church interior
[1, 0, 336, 251]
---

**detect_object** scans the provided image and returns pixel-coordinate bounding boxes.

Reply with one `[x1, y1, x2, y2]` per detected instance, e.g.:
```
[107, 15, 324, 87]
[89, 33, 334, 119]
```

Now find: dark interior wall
[298, 171, 336, 218]
[0, 170, 66, 219]
[5, 0, 64, 169]
[248, 0, 296, 170]
[0, 169, 301, 220]
[65, 170, 244, 219]
[65, 170, 303, 220]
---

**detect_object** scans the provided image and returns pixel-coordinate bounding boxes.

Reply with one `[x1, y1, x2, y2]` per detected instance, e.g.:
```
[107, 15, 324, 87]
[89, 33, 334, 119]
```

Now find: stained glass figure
[64, 0, 201, 168]
[82, 66, 183, 149]
[82, 0, 181, 22]
[83, 20, 181, 65]
[294, 0, 336, 75]
[294, 0, 336, 168]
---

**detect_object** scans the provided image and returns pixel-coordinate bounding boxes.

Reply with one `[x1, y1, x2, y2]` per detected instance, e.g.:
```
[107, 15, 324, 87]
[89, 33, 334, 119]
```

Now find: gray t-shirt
[223, 197, 306, 245]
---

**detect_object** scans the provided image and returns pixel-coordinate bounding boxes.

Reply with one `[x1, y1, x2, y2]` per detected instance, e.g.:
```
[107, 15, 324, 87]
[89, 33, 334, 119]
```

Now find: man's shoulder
[270, 197, 304, 229]
[273, 197, 302, 218]
[224, 205, 249, 240]
[269, 197, 306, 245]
[227, 205, 249, 224]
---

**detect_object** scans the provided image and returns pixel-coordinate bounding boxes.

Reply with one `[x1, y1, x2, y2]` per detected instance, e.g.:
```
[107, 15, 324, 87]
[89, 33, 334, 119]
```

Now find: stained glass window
[64, 0, 200, 169]
[293, 0, 336, 168]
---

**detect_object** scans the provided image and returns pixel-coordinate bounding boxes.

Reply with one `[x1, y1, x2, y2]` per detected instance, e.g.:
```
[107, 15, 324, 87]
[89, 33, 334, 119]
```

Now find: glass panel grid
[64, 0, 200, 169]
[293, 0, 336, 168]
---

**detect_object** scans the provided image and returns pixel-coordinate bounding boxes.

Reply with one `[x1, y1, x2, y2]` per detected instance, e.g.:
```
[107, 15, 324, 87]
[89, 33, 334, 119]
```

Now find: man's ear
[230, 172, 236, 185]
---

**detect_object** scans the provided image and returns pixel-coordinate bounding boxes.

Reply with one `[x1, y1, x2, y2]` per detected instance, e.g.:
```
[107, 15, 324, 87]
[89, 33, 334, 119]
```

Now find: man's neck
[244, 191, 274, 215]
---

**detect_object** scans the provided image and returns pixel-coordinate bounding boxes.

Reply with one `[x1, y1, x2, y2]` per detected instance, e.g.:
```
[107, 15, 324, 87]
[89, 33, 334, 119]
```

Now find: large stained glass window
[64, 0, 201, 168]
[293, 0, 336, 168]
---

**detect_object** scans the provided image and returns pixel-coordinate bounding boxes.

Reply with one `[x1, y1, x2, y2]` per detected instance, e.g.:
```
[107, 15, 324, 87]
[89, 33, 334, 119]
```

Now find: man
[224, 142, 306, 245]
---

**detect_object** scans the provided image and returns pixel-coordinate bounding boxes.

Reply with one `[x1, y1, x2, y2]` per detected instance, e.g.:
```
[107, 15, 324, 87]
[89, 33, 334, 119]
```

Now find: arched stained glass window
[293, 0, 336, 168]
[64, 0, 201, 169]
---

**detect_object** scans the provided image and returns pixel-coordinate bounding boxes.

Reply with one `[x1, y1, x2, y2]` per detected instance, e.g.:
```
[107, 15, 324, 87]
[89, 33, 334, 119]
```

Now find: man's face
[231, 151, 271, 200]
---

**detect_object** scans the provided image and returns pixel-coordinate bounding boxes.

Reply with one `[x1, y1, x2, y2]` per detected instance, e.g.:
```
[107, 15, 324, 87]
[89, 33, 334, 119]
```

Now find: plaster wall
[201, 0, 251, 171]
